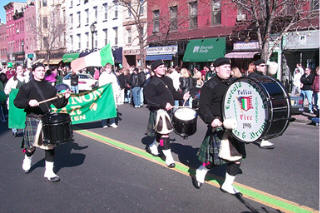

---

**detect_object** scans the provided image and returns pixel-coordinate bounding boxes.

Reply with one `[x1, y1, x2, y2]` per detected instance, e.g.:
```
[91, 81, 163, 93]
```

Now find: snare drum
[222, 76, 290, 143]
[42, 113, 73, 145]
[173, 107, 197, 137]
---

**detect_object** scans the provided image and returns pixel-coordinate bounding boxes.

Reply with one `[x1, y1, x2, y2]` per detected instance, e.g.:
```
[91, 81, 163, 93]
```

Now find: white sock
[162, 149, 175, 166]
[22, 155, 32, 172]
[195, 165, 209, 183]
[149, 140, 159, 155]
[221, 173, 239, 194]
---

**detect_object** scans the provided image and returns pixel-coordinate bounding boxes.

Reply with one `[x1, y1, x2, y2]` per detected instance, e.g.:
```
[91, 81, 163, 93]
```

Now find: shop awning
[183, 37, 226, 62]
[225, 51, 259, 59]
[146, 54, 173, 61]
[46, 58, 62, 65]
[62, 53, 80, 63]
[33, 59, 45, 64]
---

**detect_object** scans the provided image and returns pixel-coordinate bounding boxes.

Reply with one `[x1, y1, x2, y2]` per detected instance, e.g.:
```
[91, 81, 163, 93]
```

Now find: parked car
[289, 95, 304, 115]
[63, 73, 98, 91]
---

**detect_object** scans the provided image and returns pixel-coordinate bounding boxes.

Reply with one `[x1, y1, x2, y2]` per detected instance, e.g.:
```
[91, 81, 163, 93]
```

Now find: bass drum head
[222, 78, 270, 143]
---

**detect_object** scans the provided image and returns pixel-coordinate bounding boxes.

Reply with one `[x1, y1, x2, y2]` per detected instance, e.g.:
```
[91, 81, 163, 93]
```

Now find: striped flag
[71, 44, 114, 71]
[238, 96, 253, 111]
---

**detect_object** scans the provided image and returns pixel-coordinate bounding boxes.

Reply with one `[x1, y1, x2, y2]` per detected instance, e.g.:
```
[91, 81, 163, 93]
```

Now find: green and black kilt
[146, 110, 157, 137]
[197, 127, 246, 166]
[22, 116, 40, 149]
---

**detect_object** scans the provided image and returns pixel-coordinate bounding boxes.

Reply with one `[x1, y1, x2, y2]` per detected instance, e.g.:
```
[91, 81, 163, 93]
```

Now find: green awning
[183, 37, 226, 62]
[62, 53, 80, 63]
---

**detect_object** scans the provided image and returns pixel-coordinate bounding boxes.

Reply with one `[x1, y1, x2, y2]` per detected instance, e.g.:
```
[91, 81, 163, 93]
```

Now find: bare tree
[33, 3, 66, 64]
[118, 0, 148, 68]
[230, 0, 319, 61]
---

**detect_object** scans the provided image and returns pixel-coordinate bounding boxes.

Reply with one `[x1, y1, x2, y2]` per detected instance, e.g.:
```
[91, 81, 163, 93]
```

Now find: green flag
[8, 89, 26, 129]
[8, 84, 117, 128]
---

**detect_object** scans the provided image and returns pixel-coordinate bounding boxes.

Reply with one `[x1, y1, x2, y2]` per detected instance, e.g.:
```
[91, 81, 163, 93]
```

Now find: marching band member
[249, 59, 275, 149]
[144, 60, 189, 168]
[192, 58, 246, 195]
[14, 63, 71, 182]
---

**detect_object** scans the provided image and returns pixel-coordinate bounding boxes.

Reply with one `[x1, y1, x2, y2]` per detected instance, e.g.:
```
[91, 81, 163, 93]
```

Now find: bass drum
[173, 107, 197, 138]
[42, 113, 73, 145]
[222, 76, 291, 143]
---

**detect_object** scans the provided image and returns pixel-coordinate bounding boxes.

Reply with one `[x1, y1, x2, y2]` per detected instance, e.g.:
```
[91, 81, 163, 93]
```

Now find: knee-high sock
[195, 165, 209, 183]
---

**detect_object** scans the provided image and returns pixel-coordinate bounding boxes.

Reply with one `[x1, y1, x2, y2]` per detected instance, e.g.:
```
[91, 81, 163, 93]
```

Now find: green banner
[9, 84, 117, 128]
[8, 89, 26, 129]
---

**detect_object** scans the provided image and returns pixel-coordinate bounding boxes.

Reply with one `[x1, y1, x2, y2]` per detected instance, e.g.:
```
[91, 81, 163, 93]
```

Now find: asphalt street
[0, 104, 318, 213]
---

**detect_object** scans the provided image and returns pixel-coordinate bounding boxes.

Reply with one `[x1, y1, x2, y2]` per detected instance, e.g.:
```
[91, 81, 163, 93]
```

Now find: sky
[0, 0, 27, 24]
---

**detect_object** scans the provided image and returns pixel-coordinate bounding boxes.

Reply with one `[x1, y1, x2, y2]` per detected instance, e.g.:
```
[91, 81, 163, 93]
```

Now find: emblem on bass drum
[222, 75, 291, 143]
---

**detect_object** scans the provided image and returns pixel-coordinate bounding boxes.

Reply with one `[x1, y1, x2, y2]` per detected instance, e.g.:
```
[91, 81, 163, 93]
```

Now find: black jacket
[143, 75, 183, 110]
[199, 76, 234, 125]
[300, 73, 314, 91]
[70, 73, 79, 86]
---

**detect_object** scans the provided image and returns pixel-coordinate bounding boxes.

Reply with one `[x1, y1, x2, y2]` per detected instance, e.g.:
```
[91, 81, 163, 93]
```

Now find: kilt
[146, 110, 156, 137]
[23, 116, 55, 150]
[197, 127, 246, 166]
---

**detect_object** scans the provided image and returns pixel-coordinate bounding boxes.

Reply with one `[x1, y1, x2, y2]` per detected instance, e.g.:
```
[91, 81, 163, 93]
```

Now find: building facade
[4, 2, 27, 64]
[24, 1, 37, 68]
[122, 0, 148, 68]
[65, 0, 124, 65]
[0, 23, 8, 67]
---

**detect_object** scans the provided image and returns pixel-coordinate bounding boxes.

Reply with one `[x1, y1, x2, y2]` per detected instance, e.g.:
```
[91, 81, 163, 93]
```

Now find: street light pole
[90, 22, 97, 50]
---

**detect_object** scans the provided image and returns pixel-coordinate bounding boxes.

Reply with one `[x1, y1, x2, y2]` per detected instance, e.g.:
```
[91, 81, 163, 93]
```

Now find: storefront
[146, 45, 178, 67]
[225, 41, 261, 72]
[62, 52, 80, 63]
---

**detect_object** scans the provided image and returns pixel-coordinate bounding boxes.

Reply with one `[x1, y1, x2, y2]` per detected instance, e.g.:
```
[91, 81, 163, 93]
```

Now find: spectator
[246, 62, 255, 76]
[138, 68, 146, 107]
[167, 67, 181, 108]
[205, 63, 215, 81]
[200, 66, 209, 81]
[300, 67, 315, 113]
[70, 70, 79, 94]
[231, 67, 243, 78]
[45, 68, 58, 86]
[179, 68, 194, 106]
[129, 68, 142, 108]
[291, 64, 304, 95]
[123, 69, 131, 104]
[311, 66, 319, 115]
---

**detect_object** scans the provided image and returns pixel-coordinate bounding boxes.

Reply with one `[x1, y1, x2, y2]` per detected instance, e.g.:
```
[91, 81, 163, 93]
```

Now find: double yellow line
[75, 129, 318, 213]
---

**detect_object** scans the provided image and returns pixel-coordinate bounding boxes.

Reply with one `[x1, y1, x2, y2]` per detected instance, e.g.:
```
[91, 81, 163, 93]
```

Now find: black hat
[32, 62, 45, 71]
[151, 60, 164, 70]
[213, 57, 231, 67]
[254, 59, 265, 66]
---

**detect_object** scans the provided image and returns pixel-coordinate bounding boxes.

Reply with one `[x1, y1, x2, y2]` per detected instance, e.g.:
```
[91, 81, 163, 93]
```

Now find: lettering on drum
[223, 79, 268, 143]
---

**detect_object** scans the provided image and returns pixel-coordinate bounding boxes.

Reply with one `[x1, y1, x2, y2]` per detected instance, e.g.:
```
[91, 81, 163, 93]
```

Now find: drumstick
[38, 92, 66, 105]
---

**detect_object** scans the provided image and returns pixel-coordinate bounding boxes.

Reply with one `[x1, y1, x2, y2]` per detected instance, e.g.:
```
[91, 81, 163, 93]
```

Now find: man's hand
[29, 99, 39, 107]
[211, 118, 222, 128]
[165, 102, 173, 111]
[183, 91, 190, 101]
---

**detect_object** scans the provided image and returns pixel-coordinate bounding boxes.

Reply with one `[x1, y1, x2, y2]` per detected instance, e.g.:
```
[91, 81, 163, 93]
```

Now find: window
[103, 3, 108, 20]
[128, 2, 132, 17]
[113, 0, 118, 19]
[93, 6, 98, 21]
[127, 28, 132, 43]
[70, 35, 73, 49]
[311, 0, 319, 10]
[152, 10, 160, 33]
[43, 36, 48, 47]
[113, 27, 118, 45]
[94, 31, 98, 48]
[43, 16, 48, 29]
[85, 9, 89, 25]
[77, 11, 81, 27]
[103, 29, 108, 45]
[211, 0, 221, 25]
[70, 14, 73, 29]
[77, 0, 80, 5]
[70, 0, 73, 8]
[84, 0, 88, 3]
[42, 0, 47, 7]
[77, 34, 81, 49]
[189, 1, 198, 29]
[85, 32, 89, 48]
[139, 0, 144, 15]
[169, 6, 178, 31]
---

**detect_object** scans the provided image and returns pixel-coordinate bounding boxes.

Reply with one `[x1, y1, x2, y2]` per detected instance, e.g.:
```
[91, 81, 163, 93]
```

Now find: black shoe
[192, 176, 202, 189]
[168, 163, 175, 168]
[46, 176, 60, 182]
[145, 146, 160, 157]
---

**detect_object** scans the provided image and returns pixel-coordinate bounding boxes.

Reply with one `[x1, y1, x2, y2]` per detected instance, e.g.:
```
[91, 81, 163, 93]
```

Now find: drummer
[249, 59, 275, 149]
[14, 63, 71, 182]
[144, 60, 189, 168]
[192, 57, 246, 195]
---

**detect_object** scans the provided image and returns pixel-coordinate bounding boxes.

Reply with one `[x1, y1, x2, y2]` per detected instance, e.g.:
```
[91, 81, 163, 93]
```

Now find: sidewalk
[291, 111, 318, 125]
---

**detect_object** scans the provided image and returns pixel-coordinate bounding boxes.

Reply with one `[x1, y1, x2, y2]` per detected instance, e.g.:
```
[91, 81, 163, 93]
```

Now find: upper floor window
[93, 6, 98, 21]
[113, 27, 118, 45]
[311, 0, 319, 10]
[85, 9, 89, 25]
[128, 2, 132, 17]
[139, 0, 144, 15]
[85, 32, 89, 48]
[103, 29, 108, 45]
[211, 0, 221, 25]
[77, 11, 81, 27]
[152, 10, 160, 33]
[84, 0, 88, 3]
[43, 16, 48, 29]
[70, 0, 73, 8]
[113, 0, 119, 19]
[169, 6, 178, 31]
[69, 14, 73, 29]
[77, 0, 80, 6]
[70, 35, 73, 49]
[103, 3, 108, 20]
[189, 1, 198, 29]
[77, 34, 81, 49]
[127, 28, 132, 44]
[42, 0, 47, 7]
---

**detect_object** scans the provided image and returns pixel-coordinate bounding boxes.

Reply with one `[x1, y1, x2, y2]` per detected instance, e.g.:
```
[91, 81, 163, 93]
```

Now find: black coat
[300, 73, 314, 91]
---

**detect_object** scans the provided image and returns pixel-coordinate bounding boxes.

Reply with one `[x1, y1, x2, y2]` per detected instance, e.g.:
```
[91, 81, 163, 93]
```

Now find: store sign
[146, 45, 178, 55]
[234, 42, 259, 50]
